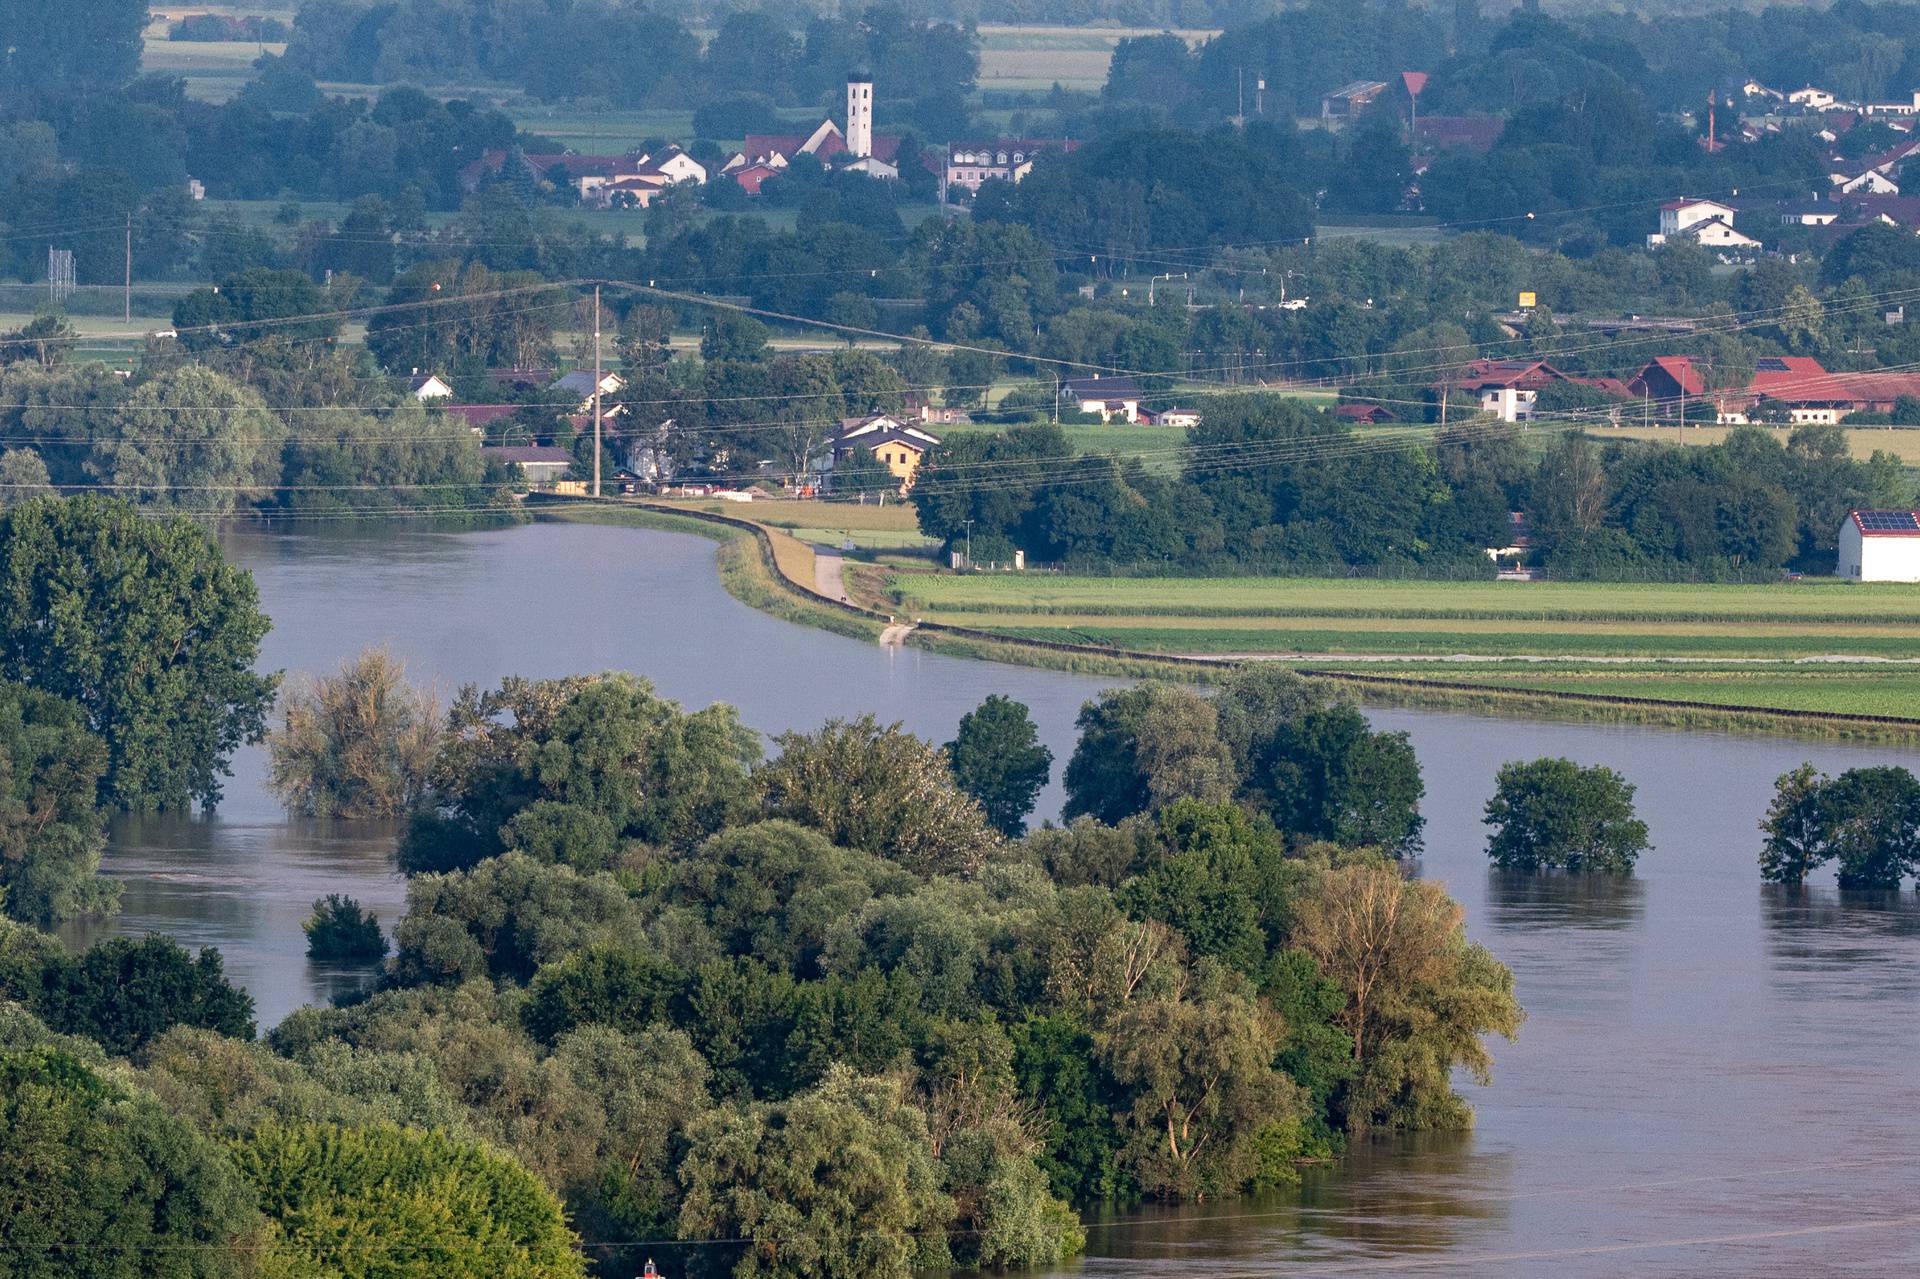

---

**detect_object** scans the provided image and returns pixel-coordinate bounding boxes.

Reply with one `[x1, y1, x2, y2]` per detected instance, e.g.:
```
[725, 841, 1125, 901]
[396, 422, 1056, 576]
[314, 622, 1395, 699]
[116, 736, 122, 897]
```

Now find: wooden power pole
[592, 286, 602, 498]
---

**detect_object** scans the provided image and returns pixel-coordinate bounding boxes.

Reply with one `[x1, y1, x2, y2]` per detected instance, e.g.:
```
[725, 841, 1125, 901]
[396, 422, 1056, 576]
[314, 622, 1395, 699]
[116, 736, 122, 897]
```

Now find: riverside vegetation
[0, 494, 1523, 1278]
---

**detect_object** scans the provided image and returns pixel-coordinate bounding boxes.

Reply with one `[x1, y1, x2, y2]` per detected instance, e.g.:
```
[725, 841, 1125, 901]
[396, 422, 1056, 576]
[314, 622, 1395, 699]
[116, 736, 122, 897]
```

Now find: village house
[552, 366, 625, 416]
[483, 444, 574, 486]
[827, 414, 941, 491]
[940, 138, 1080, 197]
[1789, 86, 1839, 110]
[1446, 359, 1624, 423]
[1059, 375, 1143, 423]
[1333, 402, 1395, 425]
[437, 403, 518, 435]
[461, 146, 706, 207]
[1146, 406, 1201, 428]
[407, 373, 452, 400]
[1838, 510, 1920, 580]
[1647, 197, 1761, 251]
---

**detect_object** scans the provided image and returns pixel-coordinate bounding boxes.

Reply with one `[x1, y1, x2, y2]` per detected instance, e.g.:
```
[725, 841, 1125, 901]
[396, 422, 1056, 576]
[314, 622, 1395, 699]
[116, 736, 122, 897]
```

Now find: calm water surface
[85, 520, 1920, 1275]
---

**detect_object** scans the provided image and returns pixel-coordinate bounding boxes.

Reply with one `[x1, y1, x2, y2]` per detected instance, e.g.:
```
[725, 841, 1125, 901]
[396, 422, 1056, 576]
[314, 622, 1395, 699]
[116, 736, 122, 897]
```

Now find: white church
[721, 69, 901, 188]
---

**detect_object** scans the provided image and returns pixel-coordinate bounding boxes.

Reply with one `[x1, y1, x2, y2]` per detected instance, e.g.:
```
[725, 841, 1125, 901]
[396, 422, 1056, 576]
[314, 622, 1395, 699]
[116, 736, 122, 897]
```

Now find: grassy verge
[539, 502, 882, 642]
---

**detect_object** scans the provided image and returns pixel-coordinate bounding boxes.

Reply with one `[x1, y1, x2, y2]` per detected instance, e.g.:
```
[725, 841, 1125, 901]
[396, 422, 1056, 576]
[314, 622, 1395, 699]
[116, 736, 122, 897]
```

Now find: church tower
[846, 68, 873, 159]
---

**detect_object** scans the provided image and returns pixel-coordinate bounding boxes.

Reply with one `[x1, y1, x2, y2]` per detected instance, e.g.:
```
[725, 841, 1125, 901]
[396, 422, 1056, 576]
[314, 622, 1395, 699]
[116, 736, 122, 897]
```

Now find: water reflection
[1483, 872, 1648, 932]
[1760, 884, 1920, 998]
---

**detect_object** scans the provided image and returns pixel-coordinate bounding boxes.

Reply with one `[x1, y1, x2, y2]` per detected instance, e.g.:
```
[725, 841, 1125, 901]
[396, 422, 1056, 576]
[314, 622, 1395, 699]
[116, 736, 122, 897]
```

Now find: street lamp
[1148, 272, 1188, 305]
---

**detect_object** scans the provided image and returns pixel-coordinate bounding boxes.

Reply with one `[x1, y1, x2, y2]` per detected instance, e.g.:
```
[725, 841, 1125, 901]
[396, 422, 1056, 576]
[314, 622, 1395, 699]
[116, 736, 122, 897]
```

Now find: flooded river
[81, 519, 1920, 1275]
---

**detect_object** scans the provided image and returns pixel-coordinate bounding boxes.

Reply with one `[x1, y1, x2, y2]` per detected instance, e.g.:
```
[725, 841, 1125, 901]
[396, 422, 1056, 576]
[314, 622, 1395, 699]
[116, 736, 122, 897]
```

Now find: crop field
[976, 25, 1216, 93]
[1598, 423, 1920, 465]
[1300, 661, 1920, 720]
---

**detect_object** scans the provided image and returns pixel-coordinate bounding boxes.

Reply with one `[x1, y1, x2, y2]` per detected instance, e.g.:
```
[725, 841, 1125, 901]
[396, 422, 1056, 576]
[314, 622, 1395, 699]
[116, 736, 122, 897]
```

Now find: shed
[1837, 510, 1920, 580]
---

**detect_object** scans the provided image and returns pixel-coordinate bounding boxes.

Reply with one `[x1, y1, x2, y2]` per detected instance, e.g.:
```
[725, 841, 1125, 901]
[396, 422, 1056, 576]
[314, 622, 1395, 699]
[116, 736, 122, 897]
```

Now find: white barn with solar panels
[1837, 510, 1920, 581]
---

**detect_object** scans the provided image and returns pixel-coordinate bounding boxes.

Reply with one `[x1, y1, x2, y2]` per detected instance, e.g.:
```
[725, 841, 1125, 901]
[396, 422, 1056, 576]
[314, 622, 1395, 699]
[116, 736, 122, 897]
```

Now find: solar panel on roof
[1858, 510, 1920, 532]
[1756, 357, 1790, 372]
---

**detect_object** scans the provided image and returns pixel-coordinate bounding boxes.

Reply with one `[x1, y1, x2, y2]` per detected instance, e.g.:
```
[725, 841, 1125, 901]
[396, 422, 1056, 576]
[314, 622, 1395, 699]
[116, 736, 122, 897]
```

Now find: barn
[1836, 510, 1920, 581]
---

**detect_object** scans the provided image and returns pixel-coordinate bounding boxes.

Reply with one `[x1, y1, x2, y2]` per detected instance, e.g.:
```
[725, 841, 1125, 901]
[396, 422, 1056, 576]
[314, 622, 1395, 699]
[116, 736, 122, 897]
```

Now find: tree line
[909, 399, 1906, 578]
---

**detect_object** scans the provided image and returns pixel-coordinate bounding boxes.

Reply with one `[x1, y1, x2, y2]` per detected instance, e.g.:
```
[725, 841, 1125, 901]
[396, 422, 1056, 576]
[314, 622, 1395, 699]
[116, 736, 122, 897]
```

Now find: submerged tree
[1483, 757, 1650, 875]
[945, 694, 1052, 838]
[303, 894, 388, 962]
[267, 646, 443, 818]
[1757, 764, 1920, 890]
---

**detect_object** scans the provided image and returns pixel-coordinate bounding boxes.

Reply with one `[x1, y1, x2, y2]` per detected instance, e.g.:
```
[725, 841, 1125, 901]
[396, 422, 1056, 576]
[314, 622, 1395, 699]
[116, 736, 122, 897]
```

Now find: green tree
[1061, 685, 1235, 826]
[944, 695, 1052, 837]
[1760, 763, 1830, 887]
[701, 312, 771, 363]
[1101, 961, 1301, 1199]
[304, 894, 388, 962]
[0, 496, 276, 811]
[1483, 757, 1650, 875]
[88, 366, 286, 512]
[33, 935, 256, 1055]
[762, 715, 1001, 877]
[230, 1120, 588, 1279]
[267, 646, 443, 818]
[1259, 706, 1424, 856]
[0, 1045, 265, 1279]
[401, 673, 760, 873]
[0, 447, 51, 504]
[0, 681, 114, 925]
[832, 444, 897, 499]
[677, 1066, 955, 1279]
[1825, 766, 1920, 890]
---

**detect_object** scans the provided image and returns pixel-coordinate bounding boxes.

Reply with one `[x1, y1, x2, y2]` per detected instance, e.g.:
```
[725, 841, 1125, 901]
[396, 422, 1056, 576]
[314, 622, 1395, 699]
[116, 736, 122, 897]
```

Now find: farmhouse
[407, 373, 452, 400]
[1059, 375, 1143, 423]
[1448, 359, 1603, 423]
[830, 414, 941, 490]
[1837, 509, 1920, 580]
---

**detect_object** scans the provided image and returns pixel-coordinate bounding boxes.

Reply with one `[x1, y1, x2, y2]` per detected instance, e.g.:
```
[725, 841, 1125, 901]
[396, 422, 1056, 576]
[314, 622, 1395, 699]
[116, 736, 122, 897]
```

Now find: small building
[483, 445, 574, 486]
[1627, 356, 1709, 411]
[1059, 375, 1143, 423]
[831, 414, 942, 491]
[407, 373, 453, 400]
[1148, 406, 1201, 428]
[1837, 509, 1920, 580]
[1333, 402, 1394, 424]
[941, 139, 1080, 196]
[1321, 80, 1388, 119]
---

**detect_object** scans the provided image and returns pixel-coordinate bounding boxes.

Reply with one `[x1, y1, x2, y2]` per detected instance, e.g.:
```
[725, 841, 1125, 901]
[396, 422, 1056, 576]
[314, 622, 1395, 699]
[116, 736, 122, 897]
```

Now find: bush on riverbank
[303, 895, 388, 962]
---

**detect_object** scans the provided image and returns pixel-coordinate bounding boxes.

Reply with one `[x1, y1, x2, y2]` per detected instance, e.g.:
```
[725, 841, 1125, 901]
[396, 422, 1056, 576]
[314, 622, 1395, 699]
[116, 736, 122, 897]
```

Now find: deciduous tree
[945, 695, 1052, 837]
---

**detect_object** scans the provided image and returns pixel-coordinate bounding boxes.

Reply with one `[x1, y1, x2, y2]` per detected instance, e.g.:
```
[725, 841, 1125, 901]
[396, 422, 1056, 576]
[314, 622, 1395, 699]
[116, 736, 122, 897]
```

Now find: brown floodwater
[75, 519, 1920, 1275]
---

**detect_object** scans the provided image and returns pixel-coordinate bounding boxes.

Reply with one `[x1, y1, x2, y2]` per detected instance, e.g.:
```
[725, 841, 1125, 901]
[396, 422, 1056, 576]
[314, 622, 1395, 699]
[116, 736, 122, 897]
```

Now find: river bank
[543, 498, 1920, 743]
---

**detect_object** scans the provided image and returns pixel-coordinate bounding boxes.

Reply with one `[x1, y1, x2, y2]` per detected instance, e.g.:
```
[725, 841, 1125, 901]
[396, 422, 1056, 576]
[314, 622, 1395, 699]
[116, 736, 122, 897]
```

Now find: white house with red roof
[940, 139, 1080, 197]
[1838, 510, 1920, 580]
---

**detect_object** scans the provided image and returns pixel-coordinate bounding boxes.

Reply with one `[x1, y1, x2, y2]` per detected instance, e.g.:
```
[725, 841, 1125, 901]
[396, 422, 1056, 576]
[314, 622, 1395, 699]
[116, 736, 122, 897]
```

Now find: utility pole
[123, 214, 131, 325]
[965, 518, 973, 570]
[591, 285, 603, 498]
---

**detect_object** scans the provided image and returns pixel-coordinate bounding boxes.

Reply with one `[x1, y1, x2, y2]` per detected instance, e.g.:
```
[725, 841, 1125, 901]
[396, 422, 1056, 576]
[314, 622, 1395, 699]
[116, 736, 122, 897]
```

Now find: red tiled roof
[1414, 115, 1504, 150]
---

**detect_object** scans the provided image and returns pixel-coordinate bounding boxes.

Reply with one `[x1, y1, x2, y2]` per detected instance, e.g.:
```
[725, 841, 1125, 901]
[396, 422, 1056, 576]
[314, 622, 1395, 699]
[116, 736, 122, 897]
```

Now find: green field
[881, 570, 1920, 720]
[976, 24, 1215, 93]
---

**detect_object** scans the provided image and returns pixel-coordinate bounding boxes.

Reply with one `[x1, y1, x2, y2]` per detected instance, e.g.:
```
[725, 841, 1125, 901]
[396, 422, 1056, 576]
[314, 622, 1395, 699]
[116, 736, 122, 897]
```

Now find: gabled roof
[552, 370, 622, 398]
[1634, 356, 1707, 397]
[1453, 359, 1570, 390]
[1061, 374, 1142, 399]
[1414, 116, 1505, 151]
[440, 403, 520, 429]
[835, 414, 940, 447]
[1661, 197, 1736, 213]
